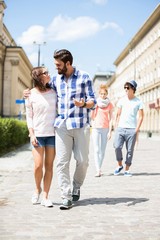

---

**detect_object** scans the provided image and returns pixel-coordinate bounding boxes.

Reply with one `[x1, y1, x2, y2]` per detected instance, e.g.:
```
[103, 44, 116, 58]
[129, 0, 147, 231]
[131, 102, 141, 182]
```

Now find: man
[113, 80, 144, 177]
[51, 49, 96, 209]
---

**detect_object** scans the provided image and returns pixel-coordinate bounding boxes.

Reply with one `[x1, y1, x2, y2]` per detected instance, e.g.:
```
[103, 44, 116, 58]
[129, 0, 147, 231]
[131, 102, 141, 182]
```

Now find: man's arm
[135, 109, 144, 133]
[84, 74, 96, 108]
[114, 107, 121, 129]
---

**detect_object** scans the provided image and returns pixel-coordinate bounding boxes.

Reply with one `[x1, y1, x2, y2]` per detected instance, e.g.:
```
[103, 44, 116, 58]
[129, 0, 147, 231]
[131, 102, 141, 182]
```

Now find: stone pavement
[0, 133, 160, 240]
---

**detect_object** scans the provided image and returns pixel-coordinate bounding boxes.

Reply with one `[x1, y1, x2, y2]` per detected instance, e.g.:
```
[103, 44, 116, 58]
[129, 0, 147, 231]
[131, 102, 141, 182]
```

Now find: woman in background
[91, 84, 113, 177]
[25, 66, 57, 207]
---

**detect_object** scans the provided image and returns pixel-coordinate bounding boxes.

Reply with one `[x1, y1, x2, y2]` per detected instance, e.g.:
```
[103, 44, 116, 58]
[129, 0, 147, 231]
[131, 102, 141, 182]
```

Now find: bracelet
[82, 102, 87, 108]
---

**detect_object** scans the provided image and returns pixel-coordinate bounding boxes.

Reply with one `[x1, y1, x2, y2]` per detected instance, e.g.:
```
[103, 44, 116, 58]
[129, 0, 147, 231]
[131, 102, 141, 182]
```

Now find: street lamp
[33, 41, 46, 66]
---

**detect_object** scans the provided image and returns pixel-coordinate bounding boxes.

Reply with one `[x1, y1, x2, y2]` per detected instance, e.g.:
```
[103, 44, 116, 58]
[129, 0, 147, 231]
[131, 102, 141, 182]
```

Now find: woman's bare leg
[32, 147, 44, 194]
[43, 147, 55, 199]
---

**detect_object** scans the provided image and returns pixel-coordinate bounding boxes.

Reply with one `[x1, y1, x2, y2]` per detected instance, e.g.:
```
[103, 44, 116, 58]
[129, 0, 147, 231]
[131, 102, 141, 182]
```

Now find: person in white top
[113, 80, 144, 177]
[25, 66, 57, 207]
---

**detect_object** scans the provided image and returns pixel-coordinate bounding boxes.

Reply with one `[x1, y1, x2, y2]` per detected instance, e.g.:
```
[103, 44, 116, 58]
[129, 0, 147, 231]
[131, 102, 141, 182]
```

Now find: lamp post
[33, 41, 46, 66]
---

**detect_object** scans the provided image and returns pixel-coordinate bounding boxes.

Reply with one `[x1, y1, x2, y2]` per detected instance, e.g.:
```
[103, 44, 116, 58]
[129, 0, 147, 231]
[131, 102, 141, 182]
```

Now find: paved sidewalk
[0, 134, 160, 240]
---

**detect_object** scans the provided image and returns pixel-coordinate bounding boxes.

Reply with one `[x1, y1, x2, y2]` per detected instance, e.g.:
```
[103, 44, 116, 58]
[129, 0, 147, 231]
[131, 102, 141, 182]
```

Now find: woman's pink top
[91, 102, 113, 128]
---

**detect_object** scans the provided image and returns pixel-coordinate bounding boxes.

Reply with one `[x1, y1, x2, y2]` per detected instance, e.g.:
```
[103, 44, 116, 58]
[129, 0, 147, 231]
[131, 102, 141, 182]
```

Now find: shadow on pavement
[107, 172, 160, 176]
[0, 198, 8, 206]
[131, 172, 160, 176]
[75, 197, 149, 207]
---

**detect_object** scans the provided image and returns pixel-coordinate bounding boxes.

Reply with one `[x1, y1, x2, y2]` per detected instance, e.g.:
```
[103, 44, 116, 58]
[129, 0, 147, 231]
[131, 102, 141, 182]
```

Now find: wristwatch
[82, 102, 87, 107]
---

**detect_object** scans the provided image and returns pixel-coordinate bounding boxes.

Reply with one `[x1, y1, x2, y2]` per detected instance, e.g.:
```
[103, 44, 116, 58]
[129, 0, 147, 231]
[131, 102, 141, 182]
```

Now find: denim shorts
[31, 136, 55, 149]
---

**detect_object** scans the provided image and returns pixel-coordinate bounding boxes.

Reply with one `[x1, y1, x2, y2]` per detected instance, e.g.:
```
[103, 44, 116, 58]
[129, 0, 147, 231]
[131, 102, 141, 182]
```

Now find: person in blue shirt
[50, 49, 96, 209]
[113, 80, 144, 177]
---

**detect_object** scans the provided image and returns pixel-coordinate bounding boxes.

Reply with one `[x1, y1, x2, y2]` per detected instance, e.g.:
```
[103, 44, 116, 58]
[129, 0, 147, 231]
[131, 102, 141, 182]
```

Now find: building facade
[93, 4, 160, 135]
[92, 71, 115, 97]
[0, 0, 32, 118]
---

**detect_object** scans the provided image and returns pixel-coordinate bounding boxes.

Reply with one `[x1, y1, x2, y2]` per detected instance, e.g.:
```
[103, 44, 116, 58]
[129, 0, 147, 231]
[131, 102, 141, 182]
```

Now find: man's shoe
[60, 199, 72, 210]
[114, 166, 123, 175]
[72, 188, 80, 202]
[124, 171, 132, 177]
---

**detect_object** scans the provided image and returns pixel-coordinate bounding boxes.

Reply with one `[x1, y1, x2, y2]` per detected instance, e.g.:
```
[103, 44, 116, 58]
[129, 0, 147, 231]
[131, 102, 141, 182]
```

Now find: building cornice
[0, 1, 7, 12]
[114, 4, 160, 66]
[6, 46, 33, 69]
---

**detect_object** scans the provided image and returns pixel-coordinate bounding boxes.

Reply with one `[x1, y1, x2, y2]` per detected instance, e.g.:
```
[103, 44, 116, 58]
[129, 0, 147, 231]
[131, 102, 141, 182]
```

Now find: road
[0, 133, 160, 240]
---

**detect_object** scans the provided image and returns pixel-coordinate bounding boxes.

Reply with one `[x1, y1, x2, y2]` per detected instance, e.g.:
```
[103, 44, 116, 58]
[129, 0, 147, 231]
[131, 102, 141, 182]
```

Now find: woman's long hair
[31, 66, 51, 91]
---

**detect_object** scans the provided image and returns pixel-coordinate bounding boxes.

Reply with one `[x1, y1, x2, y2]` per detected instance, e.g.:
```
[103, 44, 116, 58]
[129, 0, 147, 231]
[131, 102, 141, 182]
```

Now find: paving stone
[0, 135, 160, 240]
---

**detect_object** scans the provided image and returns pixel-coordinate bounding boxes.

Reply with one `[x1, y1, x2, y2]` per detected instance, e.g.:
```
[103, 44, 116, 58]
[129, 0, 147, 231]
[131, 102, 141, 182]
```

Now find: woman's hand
[30, 135, 38, 146]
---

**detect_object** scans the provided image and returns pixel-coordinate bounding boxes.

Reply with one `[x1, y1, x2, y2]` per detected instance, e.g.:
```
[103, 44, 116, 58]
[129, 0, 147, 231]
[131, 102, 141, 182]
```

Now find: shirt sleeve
[49, 76, 57, 91]
[139, 99, 144, 109]
[84, 74, 96, 105]
[25, 98, 34, 129]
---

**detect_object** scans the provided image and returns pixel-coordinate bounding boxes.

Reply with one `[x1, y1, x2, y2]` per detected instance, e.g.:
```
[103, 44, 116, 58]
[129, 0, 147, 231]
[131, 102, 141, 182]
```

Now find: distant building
[0, 0, 32, 118]
[93, 4, 160, 135]
[92, 71, 115, 97]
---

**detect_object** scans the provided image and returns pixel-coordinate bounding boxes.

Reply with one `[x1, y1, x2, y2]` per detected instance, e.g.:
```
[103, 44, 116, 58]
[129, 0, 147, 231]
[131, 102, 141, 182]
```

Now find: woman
[91, 84, 113, 177]
[25, 66, 57, 207]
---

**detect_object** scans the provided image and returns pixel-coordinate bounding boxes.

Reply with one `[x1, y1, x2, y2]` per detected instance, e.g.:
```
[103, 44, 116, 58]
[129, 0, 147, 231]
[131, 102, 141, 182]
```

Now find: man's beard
[58, 65, 67, 75]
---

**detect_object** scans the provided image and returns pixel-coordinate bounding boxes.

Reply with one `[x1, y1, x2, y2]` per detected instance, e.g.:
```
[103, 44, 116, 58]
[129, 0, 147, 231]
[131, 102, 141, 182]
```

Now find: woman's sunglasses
[38, 71, 49, 77]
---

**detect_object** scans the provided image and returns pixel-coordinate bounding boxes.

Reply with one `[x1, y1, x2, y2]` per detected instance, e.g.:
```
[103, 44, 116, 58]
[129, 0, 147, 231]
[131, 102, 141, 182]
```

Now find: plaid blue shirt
[50, 67, 96, 129]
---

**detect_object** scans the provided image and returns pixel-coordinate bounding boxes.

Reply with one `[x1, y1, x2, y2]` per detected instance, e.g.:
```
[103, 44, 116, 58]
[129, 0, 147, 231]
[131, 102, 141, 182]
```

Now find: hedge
[0, 118, 29, 156]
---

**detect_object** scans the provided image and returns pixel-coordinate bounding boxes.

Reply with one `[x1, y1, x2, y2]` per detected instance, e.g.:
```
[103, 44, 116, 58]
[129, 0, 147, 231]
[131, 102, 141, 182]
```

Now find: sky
[3, 0, 160, 78]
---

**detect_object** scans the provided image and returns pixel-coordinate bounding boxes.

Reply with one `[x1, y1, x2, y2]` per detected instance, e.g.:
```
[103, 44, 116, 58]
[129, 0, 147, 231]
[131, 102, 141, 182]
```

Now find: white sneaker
[114, 166, 123, 175]
[95, 171, 102, 177]
[124, 171, 132, 177]
[41, 198, 53, 207]
[60, 199, 72, 210]
[95, 172, 101, 177]
[31, 192, 41, 205]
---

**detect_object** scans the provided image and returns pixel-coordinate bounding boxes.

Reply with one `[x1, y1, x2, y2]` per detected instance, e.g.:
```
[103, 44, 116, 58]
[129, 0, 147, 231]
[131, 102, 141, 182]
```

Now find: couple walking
[91, 80, 144, 178]
[25, 49, 96, 210]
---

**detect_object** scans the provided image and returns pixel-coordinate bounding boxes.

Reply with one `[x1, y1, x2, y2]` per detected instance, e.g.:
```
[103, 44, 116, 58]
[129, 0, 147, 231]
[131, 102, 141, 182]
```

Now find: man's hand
[73, 98, 85, 107]
[23, 88, 31, 99]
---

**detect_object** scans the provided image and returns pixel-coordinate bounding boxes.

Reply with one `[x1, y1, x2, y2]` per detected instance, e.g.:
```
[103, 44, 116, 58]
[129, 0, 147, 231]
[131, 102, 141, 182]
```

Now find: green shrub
[0, 118, 29, 156]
